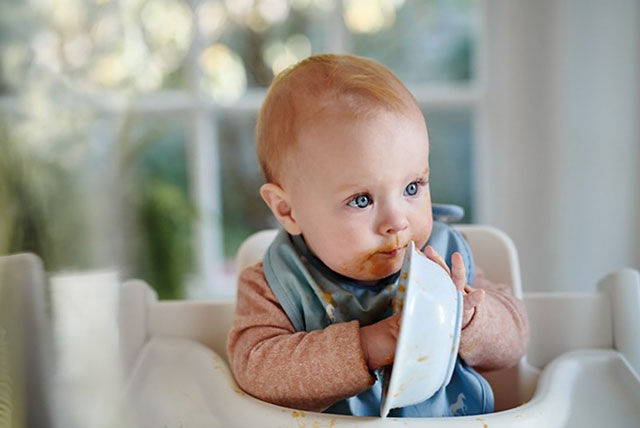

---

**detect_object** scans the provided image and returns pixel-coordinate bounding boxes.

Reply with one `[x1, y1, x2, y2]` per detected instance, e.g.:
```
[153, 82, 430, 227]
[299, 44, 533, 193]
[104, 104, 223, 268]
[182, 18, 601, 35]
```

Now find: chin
[353, 261, 403, 283]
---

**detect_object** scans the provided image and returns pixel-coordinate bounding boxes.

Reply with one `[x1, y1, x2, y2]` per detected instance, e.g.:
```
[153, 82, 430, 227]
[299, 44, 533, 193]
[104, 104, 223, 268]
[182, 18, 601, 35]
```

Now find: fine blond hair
[255, 54, 420, 183]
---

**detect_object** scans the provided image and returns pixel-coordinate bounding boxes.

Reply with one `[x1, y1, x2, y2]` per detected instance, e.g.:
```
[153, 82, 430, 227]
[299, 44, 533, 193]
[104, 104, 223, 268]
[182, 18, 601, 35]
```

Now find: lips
[377, 244, 408, 257]
[379, 248, 401, 257]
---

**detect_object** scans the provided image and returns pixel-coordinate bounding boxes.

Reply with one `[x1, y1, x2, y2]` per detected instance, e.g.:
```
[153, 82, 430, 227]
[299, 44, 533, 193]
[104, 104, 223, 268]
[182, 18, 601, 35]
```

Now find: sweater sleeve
[226, 262, 375, 412]
[458, 269, 529, 371]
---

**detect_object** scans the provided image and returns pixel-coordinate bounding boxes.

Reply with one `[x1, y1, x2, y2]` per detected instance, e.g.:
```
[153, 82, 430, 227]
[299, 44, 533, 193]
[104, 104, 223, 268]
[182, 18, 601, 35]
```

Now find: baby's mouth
[375, 243, 408, 258]
[356, 241, 410, 279]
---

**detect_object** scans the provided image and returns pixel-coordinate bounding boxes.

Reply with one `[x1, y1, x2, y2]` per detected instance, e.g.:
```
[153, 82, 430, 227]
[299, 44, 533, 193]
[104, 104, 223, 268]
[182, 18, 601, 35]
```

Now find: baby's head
[257, 54, 433, 282]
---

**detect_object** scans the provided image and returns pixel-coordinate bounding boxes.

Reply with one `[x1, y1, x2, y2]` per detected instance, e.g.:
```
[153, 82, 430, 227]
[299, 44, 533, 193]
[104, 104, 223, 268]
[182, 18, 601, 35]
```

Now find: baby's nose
[378, 208, 409, 235]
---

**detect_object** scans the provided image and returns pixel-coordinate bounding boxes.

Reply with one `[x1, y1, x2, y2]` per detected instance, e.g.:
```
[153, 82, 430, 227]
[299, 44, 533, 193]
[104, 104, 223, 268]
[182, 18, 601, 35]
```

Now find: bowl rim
[380, 241, 463, 416]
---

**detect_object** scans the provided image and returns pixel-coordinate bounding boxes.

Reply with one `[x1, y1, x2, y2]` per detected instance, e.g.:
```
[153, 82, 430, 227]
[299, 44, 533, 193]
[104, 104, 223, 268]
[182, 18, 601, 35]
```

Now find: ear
[259, 183, 302, 235]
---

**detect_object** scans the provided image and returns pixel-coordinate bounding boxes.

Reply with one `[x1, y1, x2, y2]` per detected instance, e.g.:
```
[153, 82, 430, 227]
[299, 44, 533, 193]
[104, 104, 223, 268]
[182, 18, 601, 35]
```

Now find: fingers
[426, 247, 467, 293]
[424, 246, 451, 276]
[451, 252, 466, 292]
[463, 288, 485, 312]
[360, 314, 403, 369]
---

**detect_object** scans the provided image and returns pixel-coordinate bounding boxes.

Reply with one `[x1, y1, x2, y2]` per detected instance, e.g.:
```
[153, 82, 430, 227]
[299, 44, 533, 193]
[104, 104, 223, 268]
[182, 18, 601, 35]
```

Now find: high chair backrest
[455, 225, 522, 298]
[123, 226, 640, 413]
[235, 225, 523, 298]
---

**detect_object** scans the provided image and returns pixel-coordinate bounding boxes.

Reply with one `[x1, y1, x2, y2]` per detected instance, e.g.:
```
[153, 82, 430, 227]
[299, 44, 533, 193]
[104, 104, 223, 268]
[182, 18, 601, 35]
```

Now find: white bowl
[380, 241, 463, 417]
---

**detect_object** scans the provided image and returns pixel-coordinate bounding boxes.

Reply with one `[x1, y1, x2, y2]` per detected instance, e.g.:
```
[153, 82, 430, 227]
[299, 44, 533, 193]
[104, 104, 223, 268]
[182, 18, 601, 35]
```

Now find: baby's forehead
[281, 110, 429, 185]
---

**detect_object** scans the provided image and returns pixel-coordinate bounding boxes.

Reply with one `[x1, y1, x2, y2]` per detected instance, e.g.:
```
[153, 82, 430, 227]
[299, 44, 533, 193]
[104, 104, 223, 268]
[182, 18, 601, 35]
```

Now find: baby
[227, 54, 529, 417]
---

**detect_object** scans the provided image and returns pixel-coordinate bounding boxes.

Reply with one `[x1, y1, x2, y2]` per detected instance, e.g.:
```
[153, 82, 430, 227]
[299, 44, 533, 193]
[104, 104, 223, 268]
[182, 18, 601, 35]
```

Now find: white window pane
[423, 107, 474, 222]
[216, 2, 334, 88]
[216, 111, 274, 260]
[346, 0, 479, 85]
[0, 0, 37, 95]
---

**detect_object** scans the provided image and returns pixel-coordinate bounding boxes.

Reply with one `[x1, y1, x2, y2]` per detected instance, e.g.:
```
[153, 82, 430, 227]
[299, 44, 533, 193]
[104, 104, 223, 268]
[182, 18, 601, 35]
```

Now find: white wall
[479, 0, 639, 292]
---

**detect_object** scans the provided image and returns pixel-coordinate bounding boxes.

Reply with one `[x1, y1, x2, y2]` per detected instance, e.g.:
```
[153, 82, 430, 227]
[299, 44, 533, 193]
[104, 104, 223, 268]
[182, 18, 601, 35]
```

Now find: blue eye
[404, 182, 419, 196]
[348, 194, 371, 208]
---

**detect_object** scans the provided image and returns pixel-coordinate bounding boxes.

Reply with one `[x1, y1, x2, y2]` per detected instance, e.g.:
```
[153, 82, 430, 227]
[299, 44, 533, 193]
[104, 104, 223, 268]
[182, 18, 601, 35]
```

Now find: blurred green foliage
[0, 122, 90, 270]
[0, 116, 194, 300]
[126, 118, 194, 299]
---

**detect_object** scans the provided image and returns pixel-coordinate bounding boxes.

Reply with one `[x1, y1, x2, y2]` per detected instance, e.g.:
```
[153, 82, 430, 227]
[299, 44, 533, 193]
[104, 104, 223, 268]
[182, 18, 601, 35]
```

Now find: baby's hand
[424, 246, 485, 317]
[359, 312, 402, 370]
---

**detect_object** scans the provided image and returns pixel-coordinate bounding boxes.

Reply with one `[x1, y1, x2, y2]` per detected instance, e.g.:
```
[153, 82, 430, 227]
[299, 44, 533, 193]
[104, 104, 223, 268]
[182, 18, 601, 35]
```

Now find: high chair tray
[123, 336, 640, 428]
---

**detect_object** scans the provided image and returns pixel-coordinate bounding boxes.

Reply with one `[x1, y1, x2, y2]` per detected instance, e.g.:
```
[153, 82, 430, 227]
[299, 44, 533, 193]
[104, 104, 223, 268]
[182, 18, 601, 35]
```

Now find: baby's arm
[227, 263, 375, 412]
[457, 269, 529, 370]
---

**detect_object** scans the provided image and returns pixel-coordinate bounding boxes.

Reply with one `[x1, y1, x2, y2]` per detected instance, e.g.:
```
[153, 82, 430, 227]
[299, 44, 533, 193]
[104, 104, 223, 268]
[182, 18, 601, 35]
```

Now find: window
[0, 0, 482, 299]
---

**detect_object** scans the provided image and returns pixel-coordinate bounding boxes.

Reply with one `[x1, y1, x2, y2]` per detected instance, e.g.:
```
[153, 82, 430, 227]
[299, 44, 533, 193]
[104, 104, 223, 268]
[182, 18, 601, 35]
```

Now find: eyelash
[347, 178, 428, 209]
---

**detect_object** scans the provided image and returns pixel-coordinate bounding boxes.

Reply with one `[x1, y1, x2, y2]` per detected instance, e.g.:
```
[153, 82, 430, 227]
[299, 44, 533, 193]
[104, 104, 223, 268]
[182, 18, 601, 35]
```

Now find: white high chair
[2, 225, 640, 427]
[119, 225, 640, 427]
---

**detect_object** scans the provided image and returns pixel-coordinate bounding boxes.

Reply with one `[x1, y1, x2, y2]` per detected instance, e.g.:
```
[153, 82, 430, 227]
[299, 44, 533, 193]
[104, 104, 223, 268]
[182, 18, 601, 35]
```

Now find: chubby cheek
[414, 205, 434, 248]
[413, 222, 433, 252]
[305, 227, 367, 275]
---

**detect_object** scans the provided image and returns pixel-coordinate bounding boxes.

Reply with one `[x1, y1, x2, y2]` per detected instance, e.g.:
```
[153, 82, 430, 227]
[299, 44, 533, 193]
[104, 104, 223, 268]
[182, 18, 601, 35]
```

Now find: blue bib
[263, 207, 494, 417]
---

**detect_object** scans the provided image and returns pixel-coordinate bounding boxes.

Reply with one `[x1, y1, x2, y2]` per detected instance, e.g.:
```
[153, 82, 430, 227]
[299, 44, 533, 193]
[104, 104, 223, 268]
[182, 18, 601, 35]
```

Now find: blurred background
[0, 0, 638, 300]
[0, 1, 638, 427]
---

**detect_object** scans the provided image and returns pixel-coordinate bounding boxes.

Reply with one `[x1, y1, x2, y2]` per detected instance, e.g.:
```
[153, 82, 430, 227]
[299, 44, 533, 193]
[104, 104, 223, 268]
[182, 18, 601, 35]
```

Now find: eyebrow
[335, 167, 430, 194]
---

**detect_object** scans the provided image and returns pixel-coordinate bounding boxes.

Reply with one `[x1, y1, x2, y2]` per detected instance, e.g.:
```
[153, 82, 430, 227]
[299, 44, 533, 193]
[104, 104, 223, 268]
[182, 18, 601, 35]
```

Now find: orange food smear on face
[362, 258, 395, 278]
[353, 237, 408, 279]
[341, 236, 428, 282]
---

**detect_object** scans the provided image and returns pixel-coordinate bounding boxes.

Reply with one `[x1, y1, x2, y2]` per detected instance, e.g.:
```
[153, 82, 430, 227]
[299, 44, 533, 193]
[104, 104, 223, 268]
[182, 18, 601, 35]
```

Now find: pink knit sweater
[227, 262, 529, 412]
